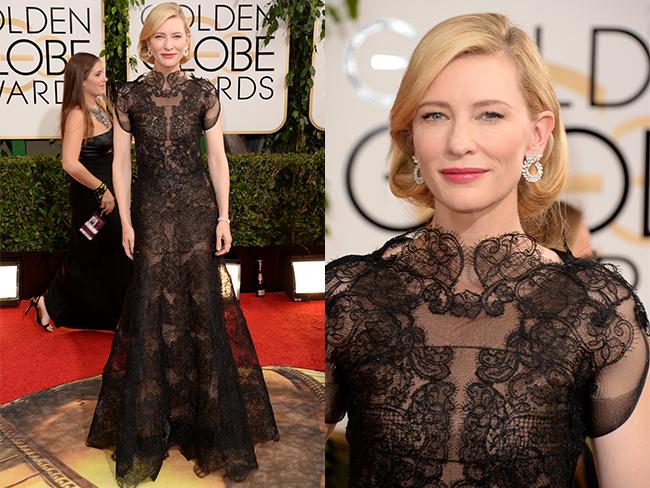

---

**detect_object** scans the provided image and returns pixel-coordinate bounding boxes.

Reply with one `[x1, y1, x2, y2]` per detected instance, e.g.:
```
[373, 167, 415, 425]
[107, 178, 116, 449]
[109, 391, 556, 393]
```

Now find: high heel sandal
[24, 296, 54, 332]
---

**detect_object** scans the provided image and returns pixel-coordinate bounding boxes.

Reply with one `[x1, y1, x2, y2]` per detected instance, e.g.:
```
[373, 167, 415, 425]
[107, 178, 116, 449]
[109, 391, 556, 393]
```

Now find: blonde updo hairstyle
[389, 13, 568, 245]
[138, 2, 192, 65]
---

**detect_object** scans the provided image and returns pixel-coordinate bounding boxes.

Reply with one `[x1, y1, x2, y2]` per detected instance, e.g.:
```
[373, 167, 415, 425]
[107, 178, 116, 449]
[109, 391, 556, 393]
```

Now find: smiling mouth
[441, 168, 486, 174]
[440, 168, 487, 183]
[161, 53, 176, 58]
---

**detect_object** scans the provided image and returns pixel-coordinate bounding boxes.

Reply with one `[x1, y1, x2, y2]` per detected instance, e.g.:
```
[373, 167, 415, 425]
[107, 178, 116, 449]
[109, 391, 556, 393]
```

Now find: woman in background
[25, 52, 131, 331]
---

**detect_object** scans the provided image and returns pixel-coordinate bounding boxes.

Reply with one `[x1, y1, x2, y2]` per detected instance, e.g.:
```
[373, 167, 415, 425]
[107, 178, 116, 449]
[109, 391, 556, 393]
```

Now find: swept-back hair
[388, 13, 568, 245]
[138, 2, 192, 65]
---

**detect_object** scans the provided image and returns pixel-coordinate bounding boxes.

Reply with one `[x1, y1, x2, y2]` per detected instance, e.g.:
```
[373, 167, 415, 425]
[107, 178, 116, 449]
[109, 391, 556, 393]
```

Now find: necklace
[87, 106, 110, 129]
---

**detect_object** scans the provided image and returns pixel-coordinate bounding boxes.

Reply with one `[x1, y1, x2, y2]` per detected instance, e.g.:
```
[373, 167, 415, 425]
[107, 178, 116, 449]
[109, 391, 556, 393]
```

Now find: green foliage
[0, 156, 70, 252]
[263, 0, 325, 153]
[326, 0, 360, 23]
[0, 151, 324, 252]
[101, 0, 144, 95]
[229, 150, 325, 246]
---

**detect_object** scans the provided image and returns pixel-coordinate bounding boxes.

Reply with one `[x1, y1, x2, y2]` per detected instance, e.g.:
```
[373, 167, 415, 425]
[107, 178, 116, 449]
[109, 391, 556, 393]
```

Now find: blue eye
[423, 112, 446, 121]
[482, 111, 504, 120]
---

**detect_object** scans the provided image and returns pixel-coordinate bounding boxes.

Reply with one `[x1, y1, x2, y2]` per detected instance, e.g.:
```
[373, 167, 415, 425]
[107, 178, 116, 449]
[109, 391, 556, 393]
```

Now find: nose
[445, 119, 476, 159]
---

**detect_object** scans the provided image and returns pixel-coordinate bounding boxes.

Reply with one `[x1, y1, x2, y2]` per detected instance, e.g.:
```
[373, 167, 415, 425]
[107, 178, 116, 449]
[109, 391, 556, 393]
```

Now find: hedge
[0, 151, 324, 252]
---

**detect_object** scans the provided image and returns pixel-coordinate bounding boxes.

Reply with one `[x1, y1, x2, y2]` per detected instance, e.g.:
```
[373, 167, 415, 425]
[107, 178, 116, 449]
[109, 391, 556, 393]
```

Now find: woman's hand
[215, 220, 232, 256]
[122, 224, 135, 260]
[100, 189, 116, 214]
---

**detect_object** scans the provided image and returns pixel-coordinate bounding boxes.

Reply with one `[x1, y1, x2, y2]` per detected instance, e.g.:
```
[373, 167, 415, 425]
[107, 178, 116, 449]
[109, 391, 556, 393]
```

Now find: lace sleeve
[581, 264, 650, 437]
[199, 79, 221, 131]
[115, 82, 133, 133]
[326, 255, 373, 423]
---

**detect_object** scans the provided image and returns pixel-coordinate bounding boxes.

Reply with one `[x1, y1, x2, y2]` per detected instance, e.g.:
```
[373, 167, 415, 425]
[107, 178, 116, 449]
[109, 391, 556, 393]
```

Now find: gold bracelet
[94, 182, 108, 203]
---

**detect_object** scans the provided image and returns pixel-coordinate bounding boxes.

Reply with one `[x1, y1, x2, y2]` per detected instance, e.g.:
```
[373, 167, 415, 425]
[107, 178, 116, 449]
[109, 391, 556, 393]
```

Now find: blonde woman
[326, 13, 649, 488]
[86, 3, 278, 485]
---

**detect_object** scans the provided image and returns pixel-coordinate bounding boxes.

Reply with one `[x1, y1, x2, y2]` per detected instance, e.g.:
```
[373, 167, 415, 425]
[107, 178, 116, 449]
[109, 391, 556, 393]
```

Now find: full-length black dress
[86, 70, 279, 486]
[44, 128, 132, 330]
[326, 226, 649, 488]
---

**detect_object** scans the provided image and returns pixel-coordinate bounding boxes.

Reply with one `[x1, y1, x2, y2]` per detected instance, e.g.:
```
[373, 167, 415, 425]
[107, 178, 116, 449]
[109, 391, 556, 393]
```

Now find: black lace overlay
[86, 71, 278, 487]
[326, 226, 649, 488]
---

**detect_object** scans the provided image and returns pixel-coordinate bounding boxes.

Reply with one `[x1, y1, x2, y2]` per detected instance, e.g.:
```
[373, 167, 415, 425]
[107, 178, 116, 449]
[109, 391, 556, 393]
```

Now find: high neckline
[388, 225, 568, 288]
[144, 69, 187, 89]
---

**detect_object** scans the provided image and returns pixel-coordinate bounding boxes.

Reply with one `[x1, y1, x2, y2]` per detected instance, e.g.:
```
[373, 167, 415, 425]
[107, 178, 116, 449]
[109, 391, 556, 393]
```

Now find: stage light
[224, 259, 241, 299]
[288, 255, 325, 301]
[0, 260, 21, 307]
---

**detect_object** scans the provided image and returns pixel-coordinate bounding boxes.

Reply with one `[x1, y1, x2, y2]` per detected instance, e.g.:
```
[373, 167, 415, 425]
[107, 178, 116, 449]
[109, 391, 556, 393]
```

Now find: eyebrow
[417, 99, 513, 110]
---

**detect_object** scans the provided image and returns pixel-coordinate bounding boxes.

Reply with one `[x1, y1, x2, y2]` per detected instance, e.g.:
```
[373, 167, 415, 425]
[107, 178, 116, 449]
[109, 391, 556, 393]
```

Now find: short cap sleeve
[114, 82, 134, 133]
[198, 78, 221, 131]
[584, 265, 650, 437]
[326, 255, 374, 423]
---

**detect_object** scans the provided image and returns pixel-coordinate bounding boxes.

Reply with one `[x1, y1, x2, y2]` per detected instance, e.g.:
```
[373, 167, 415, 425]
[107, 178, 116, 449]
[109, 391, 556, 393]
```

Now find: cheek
[478, 126, 529, 164]
[149, 39, 163, 51]
[412, 125, 445, 161]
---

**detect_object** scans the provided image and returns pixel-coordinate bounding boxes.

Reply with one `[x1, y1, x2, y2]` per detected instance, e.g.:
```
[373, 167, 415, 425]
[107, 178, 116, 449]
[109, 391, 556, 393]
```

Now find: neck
[84, 94, 99, 109]
[431, 192, 524, 246]
[153, 63, 181, 76]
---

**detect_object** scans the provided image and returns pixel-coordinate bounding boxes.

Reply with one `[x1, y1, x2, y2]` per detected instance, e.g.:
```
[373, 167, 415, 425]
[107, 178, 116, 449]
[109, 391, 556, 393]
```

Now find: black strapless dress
[44, 129, 132, 330]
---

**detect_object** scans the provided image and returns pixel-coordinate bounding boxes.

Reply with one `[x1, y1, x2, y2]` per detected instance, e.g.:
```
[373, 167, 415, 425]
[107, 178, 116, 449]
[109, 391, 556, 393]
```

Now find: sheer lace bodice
[326, 226, 649, 487]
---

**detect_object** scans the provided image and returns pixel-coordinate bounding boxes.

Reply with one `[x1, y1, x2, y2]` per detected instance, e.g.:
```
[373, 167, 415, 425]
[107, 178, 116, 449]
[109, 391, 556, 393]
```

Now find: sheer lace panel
[326, 226, 649, 488]
[199, 78, 221, 131]
[115, 83, 133, 133]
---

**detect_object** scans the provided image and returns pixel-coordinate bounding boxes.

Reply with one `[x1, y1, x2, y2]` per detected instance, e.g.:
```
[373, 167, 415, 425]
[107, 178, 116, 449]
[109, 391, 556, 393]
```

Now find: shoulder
[190, 75, 217, 93]
[63, 107, 85, 134]
[564, 257, 649, 348]
[326, 232, 414, 297]
[563, 256, 637, 304]
[116, 78, 142, 97]
[66, 106, 84, 122]
[115, 81, 134, 101]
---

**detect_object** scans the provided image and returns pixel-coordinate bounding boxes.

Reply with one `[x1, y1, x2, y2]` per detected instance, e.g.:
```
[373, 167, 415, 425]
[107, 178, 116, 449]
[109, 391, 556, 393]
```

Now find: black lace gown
[86, 71, 279, 486]
[44, 128, 132, 330]
[326, 226, 649, 488]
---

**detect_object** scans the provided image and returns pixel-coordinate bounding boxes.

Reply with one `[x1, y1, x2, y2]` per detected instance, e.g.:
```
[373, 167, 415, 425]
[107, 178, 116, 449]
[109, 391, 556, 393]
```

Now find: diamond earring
[183, 47, 189, 56]
[147, 48, 152, 56]
[411, 155, 424, 184]
[522, 153, 543, 183]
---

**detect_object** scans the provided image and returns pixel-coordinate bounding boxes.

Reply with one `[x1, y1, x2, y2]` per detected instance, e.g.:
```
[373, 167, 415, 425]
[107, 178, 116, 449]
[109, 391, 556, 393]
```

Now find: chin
[441, 202, 490, 215]
[429, 187, 485, 213]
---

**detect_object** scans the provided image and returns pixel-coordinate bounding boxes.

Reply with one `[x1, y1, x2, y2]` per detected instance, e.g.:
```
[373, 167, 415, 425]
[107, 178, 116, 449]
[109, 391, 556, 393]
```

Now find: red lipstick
[440, 167, 487, 183]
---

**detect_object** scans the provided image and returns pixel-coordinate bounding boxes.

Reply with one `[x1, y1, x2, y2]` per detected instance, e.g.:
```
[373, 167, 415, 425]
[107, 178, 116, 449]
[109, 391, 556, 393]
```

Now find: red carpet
[0, 293, 323, 404]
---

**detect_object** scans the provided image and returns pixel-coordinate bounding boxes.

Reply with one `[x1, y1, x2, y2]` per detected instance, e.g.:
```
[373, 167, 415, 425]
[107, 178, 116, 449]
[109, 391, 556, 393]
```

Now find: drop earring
[147, 48, 152, 56]
[522, 153, 543, 183]
[412, 155, 424, 184]
[183, 47, 189, 56]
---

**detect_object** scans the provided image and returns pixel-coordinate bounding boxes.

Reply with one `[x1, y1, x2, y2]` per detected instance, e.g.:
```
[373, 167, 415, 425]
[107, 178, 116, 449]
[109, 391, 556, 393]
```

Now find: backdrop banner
[325, 0, 650, 302]
[0, 1, 104, 139]
[309, 18, 325, 131]
[128, 0, 290, 134]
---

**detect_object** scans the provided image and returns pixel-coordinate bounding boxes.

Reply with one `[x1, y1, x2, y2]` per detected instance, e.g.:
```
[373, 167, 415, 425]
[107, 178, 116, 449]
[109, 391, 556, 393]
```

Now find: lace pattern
[326, 226, 649, 488]
[87, 71, 278, 487]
